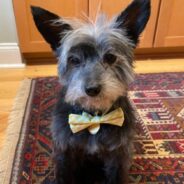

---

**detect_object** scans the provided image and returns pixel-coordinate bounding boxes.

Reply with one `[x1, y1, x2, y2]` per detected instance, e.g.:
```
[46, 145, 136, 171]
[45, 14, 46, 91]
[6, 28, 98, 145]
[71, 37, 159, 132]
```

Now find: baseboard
[22, 47, 184, 64]
[0, 63, 25, 68]
[0, 43, 24, 67]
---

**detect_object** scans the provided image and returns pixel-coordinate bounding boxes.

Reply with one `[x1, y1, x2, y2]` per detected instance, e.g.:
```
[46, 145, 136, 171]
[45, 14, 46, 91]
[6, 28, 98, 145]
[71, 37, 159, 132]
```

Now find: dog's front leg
[54, 151, 75, 184]
[103, 155, 129, 184]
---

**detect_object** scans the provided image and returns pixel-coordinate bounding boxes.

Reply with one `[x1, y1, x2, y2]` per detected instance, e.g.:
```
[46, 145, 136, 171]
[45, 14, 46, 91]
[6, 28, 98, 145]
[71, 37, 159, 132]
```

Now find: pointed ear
[31, 6, 72, 51]
[115, 0, 151, 45]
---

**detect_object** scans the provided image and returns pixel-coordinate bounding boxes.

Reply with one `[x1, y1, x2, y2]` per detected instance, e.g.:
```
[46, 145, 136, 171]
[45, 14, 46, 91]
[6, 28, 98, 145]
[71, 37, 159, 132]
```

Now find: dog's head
[31, 0, 150, 112]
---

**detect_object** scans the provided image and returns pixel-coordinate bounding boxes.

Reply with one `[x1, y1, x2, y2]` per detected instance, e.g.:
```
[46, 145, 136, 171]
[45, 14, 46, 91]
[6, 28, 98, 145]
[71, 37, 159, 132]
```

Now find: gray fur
[58, 14, 135, 112]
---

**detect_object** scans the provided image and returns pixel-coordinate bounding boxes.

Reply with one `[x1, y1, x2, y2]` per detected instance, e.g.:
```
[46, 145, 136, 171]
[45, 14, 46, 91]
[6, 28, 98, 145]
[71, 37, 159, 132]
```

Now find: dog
[31, 0, 150, 183]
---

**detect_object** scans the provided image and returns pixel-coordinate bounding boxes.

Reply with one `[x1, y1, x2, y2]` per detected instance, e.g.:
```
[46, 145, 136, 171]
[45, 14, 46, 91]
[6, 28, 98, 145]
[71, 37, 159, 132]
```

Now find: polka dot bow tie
[68, 108, 124, 134]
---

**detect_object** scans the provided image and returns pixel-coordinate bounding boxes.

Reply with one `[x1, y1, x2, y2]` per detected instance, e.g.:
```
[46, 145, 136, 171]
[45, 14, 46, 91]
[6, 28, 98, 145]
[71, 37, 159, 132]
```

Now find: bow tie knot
[69, 108, 124, 134]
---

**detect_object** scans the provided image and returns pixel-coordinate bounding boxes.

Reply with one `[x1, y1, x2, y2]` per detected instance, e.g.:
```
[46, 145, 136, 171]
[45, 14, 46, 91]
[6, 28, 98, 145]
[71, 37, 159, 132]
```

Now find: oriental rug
[0, 73, 184, 184]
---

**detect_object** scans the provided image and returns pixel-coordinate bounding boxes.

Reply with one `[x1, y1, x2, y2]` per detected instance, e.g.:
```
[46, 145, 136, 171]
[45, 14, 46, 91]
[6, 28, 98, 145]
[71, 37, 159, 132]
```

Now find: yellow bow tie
[68, 108, 124, 134]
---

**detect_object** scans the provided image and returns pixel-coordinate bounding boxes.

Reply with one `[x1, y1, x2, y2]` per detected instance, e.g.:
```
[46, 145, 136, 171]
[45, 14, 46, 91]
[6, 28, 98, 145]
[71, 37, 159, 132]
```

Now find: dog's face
[31, 0, 150, 112]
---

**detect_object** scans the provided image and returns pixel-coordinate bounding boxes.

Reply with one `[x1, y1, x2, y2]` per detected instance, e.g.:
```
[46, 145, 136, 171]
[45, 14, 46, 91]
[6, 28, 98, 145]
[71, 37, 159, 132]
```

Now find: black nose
[85, 85, 101, 97]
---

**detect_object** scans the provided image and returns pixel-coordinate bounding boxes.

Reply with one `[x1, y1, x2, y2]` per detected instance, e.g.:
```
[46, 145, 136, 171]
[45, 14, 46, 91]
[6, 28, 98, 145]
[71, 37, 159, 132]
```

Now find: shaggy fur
[52, 93, 135, 184]
[31, 0, 150, 183]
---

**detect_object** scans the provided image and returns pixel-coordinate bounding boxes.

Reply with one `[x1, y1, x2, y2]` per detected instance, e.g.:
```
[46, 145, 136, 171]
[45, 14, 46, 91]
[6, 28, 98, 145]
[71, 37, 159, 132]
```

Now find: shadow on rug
[1, 73, 184, 184]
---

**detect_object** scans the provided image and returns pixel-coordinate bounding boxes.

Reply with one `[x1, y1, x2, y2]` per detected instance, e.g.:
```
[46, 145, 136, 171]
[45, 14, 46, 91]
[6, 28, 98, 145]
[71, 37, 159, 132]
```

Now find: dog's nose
[85, 85, 101, 97]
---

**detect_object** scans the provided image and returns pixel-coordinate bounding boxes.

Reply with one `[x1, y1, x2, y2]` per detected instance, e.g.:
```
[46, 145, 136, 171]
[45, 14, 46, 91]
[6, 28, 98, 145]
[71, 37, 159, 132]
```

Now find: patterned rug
[0, 73, 184, 184]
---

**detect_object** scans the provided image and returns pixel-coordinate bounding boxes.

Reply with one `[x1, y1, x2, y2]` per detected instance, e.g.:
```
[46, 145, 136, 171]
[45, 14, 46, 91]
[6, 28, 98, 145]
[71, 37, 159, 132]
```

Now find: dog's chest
[69, 125, 123, 155]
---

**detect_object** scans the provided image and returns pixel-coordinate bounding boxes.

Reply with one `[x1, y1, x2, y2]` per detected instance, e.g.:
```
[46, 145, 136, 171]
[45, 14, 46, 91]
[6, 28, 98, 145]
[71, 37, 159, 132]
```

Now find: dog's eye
[103, 53, 117, 65]
[68, 56, 81, 66]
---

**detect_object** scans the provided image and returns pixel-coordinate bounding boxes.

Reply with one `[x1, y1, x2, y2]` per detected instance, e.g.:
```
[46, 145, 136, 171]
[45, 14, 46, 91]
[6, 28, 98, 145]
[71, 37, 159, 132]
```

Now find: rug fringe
[0, 79, 32, 184]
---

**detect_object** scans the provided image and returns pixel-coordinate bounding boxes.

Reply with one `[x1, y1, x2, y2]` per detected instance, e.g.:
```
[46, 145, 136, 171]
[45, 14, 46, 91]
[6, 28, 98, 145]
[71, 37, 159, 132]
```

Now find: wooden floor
[0, 58, 184, 150]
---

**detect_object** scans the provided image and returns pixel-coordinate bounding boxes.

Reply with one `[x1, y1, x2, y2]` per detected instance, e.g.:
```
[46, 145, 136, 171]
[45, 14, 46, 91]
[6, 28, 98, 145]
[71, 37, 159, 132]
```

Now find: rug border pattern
[0, 79, 32, 184]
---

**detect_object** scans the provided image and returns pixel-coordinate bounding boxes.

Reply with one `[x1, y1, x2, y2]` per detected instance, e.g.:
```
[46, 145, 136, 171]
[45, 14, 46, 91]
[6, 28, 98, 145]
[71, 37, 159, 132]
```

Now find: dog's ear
[31, 6, 72, 51]
[114, 0, 151, 45]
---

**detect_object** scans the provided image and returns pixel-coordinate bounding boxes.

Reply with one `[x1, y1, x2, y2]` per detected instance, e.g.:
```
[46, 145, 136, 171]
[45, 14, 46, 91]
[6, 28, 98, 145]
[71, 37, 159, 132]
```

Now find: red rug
[2, 73, 184, 184]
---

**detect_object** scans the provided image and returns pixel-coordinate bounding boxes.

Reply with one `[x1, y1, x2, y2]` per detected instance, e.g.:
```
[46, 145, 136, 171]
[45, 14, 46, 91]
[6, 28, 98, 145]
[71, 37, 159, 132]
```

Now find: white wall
[0, 0, 24, 67]
[0, 0, 18, 43]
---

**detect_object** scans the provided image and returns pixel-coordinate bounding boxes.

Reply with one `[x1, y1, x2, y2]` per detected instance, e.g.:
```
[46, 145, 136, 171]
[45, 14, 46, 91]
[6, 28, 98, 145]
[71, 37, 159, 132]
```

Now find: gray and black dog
[31, 0, 150, 183]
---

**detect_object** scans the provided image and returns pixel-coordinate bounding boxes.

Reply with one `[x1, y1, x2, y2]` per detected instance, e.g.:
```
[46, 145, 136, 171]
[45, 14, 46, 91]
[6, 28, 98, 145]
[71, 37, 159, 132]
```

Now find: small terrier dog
[31, 0, 150, 183]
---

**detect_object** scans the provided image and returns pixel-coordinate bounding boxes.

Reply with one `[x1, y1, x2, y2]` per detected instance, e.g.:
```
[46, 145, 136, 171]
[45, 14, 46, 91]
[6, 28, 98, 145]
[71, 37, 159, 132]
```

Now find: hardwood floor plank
[135, 59, 184, 73]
